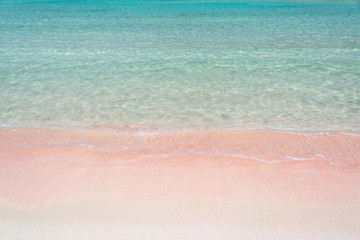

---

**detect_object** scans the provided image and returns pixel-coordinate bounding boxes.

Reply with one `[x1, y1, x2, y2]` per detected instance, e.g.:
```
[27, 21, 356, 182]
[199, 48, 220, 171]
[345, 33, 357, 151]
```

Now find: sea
[1, 0, 360, 131]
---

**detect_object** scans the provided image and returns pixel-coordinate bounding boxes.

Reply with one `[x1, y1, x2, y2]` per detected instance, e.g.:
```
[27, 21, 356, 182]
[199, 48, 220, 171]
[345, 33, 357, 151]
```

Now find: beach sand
[0, 128, 359, 239]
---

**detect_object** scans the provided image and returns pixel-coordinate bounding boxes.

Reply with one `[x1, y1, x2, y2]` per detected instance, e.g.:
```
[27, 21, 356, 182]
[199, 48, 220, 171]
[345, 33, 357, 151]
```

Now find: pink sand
[0, 128, 360, 239]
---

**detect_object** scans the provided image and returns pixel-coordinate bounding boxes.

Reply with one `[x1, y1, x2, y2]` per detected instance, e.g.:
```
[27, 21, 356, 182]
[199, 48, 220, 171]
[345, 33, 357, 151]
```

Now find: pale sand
[0, 128, 359, 239]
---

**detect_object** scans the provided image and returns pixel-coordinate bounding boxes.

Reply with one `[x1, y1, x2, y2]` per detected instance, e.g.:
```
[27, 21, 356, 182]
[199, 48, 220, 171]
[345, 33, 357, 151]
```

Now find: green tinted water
[1, 1, 359, 130]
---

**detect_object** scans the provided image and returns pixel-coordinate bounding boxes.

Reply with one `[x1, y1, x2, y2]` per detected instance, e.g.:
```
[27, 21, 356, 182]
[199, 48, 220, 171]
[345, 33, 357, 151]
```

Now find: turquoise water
[1, 1, 360, 131]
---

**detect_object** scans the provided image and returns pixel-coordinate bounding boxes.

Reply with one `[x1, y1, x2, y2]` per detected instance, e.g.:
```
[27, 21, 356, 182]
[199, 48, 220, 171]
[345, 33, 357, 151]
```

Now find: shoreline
[1, 127, 359, 206]
[2, 124, 360, 135]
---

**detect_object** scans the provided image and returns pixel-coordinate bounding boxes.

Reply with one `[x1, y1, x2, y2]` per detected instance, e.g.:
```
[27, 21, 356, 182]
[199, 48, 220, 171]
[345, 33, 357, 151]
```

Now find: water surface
[1, 0, 359, 131]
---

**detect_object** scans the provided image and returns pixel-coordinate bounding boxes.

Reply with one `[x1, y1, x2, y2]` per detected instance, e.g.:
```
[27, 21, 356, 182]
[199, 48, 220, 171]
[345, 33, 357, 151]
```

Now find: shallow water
[1, 1, 360, 131]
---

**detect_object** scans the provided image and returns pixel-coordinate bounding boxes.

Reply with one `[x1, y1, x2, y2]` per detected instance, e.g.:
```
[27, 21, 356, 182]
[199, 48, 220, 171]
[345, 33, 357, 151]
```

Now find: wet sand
[0, 128, 360, 239]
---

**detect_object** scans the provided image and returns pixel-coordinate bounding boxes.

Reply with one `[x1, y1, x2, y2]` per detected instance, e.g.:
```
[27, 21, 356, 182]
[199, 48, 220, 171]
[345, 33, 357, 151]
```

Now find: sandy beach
[1, 1, 360, 239]
[1, 128, 359, 239]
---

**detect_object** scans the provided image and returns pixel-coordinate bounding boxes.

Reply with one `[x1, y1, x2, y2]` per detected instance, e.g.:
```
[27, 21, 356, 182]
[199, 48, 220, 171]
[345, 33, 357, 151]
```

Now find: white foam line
[220, 153, 326, 163]
[279, 131, 331, 137]
[220, 153, 283, 163]
[162, 150, 201, 158]
[11, 142, 345, 166]
[301, 133, 330, 136]
[338, 132, 360, 137]
[329, 161, 343, 166]
[12, 142, 110, 152]
[285, 154, 325, 161]
[220, 152, 344, 166]
[159, 150, 331, 165]
[78, 143, 109, 152]
[272, 130, 360, 138]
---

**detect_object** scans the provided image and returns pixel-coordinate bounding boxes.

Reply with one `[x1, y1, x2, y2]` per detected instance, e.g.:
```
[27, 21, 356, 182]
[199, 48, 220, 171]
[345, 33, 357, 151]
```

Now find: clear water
[1, 1, 360, 131]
